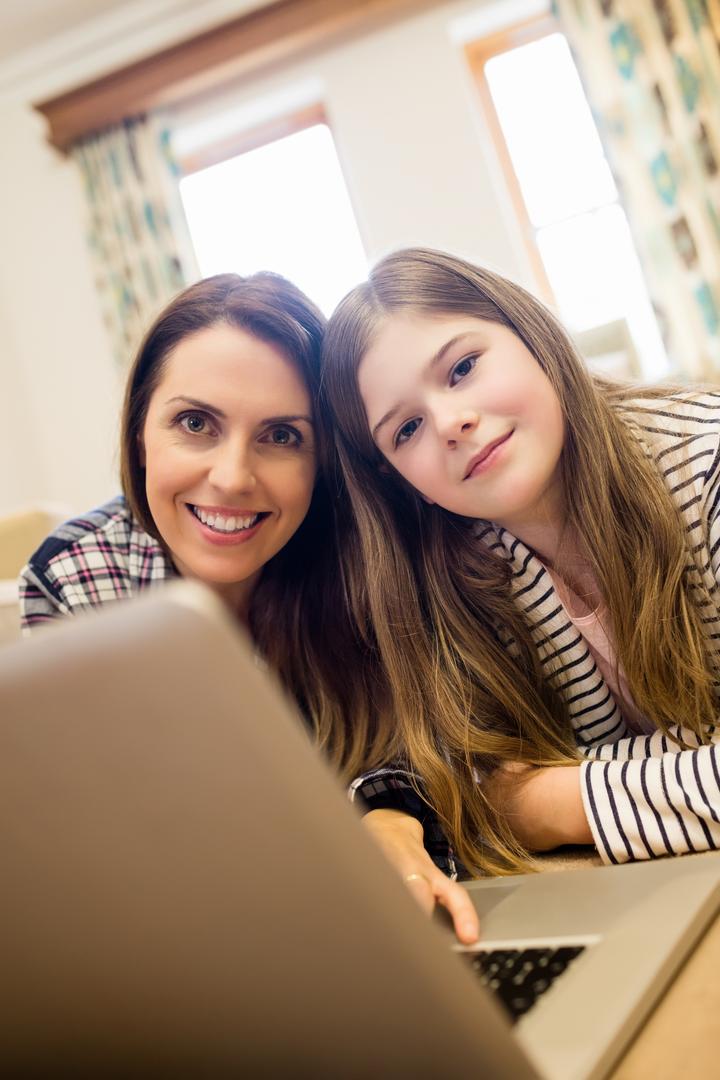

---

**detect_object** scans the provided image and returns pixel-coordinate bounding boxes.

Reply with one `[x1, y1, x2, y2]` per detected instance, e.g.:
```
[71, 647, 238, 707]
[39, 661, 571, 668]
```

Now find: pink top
[544, 567, 655, 735]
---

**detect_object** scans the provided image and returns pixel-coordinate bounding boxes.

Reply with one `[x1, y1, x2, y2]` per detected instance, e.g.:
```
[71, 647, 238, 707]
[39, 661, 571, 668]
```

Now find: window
[178, 107, 367, 316]
[466, 15, 669, 379]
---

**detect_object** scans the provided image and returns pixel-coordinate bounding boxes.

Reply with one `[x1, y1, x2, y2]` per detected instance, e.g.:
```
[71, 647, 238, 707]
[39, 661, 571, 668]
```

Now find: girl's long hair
[321, 247, 717, 875]
[120, 272, 388, 777]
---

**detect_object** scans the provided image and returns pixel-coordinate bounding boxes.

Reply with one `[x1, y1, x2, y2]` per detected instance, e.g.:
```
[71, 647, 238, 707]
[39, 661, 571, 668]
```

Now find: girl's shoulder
[611, 388, 720, 452]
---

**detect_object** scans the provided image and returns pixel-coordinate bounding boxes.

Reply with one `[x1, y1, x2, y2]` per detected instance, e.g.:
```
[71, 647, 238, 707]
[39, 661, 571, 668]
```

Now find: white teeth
[192, 506, 259, 533]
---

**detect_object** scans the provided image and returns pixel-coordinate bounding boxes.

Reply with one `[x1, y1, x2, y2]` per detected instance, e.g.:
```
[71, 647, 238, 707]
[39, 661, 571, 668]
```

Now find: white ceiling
[0, 0, 136, 60]
[0, 0, 272, 101]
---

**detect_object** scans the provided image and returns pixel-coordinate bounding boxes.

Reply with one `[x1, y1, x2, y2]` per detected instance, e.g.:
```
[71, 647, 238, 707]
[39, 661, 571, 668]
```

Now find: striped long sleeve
[578, 393, 720, 863]
[581, 742, 720, 864]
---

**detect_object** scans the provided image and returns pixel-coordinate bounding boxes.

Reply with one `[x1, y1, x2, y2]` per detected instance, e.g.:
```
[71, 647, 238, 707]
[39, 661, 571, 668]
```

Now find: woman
[19, 272, 388, 787]
[321, 246, 720, 939]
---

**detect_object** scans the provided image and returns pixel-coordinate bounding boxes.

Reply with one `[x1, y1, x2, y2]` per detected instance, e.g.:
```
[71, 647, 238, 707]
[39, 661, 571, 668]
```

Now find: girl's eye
[178, 412, 214, 436]
[394, 417, 422, 448]
[263, 425, 302, 447]
[450, 354, 477, 386]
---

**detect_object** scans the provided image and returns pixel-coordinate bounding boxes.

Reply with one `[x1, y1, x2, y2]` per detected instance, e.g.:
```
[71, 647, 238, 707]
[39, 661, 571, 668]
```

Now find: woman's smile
[186, 503, 271, 544]
[141, 322, 316, 610]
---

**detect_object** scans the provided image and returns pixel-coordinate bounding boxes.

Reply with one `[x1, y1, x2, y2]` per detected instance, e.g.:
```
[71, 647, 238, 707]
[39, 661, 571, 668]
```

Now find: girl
[321, 246, 720, 934]
[19, 272, 387, 789]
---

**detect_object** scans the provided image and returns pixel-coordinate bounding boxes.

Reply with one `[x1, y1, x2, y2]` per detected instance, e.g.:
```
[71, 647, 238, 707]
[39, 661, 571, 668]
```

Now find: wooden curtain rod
[36, 0, 451, 152]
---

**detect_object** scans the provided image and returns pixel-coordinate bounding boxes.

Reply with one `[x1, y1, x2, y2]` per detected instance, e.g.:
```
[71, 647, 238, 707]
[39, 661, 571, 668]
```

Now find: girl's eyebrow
[371, 332, 476, 440]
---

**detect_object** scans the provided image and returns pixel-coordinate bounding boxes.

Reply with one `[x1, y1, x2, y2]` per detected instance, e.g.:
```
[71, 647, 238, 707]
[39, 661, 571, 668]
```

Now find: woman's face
[358, 311, 565, 537]
[141, 322, 317, 613]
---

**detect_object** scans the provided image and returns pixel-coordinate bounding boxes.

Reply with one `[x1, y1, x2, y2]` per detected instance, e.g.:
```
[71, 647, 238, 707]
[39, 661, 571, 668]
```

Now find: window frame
[464, 11, 564, 306]
[177, 102, 328, 177]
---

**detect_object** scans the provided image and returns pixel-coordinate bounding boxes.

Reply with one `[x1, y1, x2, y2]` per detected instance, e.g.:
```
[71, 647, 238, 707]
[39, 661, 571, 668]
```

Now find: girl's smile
[358, 312, 566, 537]
[463, 429, 514, 480]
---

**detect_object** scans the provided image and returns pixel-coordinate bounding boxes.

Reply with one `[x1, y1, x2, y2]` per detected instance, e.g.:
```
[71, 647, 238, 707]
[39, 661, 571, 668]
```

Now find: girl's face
[141, 323, 317, 613]
[358, 311, 566, 535]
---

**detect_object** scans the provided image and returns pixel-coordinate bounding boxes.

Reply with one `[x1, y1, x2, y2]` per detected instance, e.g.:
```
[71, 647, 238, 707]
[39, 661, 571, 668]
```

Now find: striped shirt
[352, 391, 720, 872]
[19, 496, 177, 631]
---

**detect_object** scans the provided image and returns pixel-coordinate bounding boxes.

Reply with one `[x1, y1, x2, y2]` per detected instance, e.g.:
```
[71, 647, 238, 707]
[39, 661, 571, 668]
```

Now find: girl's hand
[362, 808, 479, 944]
[486, 763, 593, 850]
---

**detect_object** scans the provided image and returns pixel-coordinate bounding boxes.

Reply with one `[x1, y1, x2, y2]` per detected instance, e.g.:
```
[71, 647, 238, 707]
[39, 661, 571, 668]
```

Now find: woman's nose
[208, 444, 257, 494]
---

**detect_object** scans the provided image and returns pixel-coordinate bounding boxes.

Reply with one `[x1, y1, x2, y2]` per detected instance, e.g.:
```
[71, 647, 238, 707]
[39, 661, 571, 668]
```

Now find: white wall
[0, 99, 123, 517]
[0, 0, 537, 518]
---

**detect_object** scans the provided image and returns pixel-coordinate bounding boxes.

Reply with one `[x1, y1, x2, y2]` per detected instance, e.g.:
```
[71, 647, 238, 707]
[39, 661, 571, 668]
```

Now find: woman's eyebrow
[164, 396, 227, 419]
[261, 414, 313, 425]
[372, 332, 476, 440]
[164, 401, 312, 427]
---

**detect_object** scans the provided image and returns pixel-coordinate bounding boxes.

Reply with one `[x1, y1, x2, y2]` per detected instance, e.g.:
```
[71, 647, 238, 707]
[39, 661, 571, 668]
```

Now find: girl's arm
[483, 764, 593, 851]
[582, 727, 707, 761]
[489, 736, 720, 866]
[580, 743, 720, 863]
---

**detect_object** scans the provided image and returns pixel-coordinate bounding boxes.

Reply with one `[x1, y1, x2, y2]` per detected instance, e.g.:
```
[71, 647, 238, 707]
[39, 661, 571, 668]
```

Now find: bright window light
[486, 35, 617, 226]
[484, 32, 669, 377]
[180, 124, 368, 316]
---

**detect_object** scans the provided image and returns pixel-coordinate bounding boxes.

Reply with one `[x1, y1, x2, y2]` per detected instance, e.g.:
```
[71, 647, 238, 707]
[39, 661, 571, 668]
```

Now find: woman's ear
[419, 492, 435, 505]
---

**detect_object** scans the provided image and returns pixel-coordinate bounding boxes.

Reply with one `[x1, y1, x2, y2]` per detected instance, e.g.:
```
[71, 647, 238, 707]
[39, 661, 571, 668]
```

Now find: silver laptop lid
[0, 583, 537, 1078]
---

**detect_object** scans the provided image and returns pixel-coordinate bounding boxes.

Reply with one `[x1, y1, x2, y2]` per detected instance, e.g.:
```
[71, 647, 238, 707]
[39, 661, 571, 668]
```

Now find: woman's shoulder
[26, 496, 155, 566]
[22, 496, 173, 601]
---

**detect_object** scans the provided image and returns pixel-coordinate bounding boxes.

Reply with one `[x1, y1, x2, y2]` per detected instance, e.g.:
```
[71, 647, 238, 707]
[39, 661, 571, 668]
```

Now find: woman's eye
[395, 418, 421, 447]
[178, 412, 211, 435]
[264, 426, 302, 447]
[450, 355, 477, 386]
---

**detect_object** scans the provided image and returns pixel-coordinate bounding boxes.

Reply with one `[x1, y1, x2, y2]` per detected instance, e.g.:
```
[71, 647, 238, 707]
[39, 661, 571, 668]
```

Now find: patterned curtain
[554, 0, 720, 378]
[72, 115, 199, 366]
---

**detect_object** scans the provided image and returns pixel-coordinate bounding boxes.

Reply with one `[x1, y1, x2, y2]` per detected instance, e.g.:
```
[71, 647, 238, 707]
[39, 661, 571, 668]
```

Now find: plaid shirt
[19, 496, 177, 633]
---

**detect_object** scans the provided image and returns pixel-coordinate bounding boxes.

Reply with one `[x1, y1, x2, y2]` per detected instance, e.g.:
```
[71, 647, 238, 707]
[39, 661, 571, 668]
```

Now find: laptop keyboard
[464, 945, 586, 1023]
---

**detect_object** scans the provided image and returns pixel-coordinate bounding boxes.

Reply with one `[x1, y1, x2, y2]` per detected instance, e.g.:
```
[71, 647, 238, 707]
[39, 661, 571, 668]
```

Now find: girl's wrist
[545, 766, 592, 847]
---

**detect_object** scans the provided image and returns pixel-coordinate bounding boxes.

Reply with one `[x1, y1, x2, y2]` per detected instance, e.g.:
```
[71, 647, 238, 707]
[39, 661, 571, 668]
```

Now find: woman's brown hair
[321, 247, 717, 875]
[120, 272, 386, 775]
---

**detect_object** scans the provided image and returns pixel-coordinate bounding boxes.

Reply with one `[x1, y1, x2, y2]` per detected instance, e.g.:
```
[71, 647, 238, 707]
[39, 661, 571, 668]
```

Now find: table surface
[531, 850, 719, 1079]
[610, 911, 720, 1079]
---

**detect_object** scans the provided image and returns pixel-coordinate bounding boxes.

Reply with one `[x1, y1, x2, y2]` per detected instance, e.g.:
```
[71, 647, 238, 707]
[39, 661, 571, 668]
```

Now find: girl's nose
[436, 407, 480, 447]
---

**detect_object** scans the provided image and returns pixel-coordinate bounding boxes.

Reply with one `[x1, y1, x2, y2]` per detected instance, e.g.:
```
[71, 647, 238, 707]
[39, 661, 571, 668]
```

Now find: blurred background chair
[0, 505, 71, 645]
[573, 318, 641, 381]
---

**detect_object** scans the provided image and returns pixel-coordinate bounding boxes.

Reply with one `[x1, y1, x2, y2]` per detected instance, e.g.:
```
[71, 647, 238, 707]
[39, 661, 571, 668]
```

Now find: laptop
[1, 582, 719, 1079]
